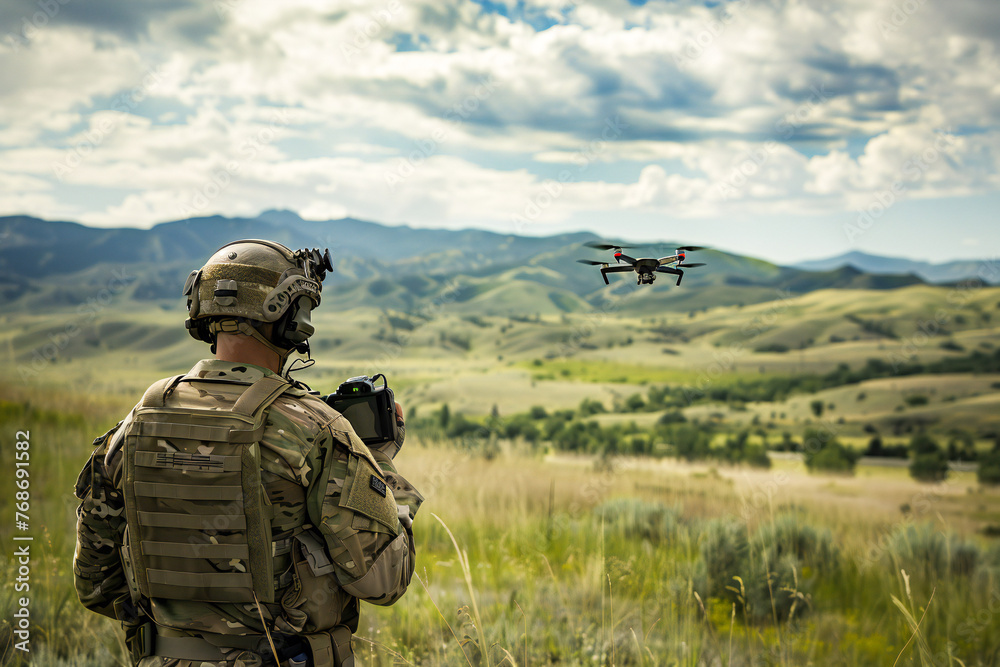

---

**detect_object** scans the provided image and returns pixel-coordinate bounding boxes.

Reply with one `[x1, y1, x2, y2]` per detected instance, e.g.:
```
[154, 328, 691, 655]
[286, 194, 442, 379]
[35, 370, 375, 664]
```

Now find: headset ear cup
[273, 299, 311, 353]
[271, 305, 291, 350]
[185, 318, 215, 344]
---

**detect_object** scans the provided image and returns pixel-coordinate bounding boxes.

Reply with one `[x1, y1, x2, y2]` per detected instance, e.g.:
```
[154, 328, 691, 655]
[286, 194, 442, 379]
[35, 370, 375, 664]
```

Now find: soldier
[73, 239, 422, 666]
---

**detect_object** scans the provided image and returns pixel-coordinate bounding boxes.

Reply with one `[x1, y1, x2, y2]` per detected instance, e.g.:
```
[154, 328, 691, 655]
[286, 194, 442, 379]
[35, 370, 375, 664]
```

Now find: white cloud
[0, 0, 996, 242]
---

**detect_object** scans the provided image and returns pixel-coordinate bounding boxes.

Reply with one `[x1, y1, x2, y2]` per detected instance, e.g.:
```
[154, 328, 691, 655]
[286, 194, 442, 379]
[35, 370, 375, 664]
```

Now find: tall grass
[2, 383, 1000, 665]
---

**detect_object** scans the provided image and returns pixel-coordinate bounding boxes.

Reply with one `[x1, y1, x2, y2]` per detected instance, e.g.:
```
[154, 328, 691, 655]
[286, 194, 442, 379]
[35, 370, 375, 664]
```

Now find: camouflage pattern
[74, 359, 423, 666]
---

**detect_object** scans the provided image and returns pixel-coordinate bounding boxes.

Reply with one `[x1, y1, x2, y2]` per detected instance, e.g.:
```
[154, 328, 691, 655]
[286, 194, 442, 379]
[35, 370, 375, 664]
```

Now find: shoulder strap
[139, 375, 185, 409]
[231, 374, 291, 419]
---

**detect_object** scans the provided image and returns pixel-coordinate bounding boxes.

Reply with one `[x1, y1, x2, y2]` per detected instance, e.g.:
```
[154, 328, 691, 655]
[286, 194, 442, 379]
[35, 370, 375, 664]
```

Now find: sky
[0, 0, 998, 265]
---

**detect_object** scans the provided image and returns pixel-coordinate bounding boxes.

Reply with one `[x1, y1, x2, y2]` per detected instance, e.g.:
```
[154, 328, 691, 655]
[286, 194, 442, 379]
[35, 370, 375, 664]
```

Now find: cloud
[0, 0, 996, 242]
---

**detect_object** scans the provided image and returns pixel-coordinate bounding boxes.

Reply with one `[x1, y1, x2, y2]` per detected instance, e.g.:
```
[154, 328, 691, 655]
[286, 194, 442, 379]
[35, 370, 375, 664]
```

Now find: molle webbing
[124, 374, 291, 604]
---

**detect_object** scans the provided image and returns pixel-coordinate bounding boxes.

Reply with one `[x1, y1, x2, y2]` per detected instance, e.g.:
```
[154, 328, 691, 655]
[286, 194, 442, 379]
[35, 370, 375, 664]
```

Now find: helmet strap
[209, 319, 295, 373]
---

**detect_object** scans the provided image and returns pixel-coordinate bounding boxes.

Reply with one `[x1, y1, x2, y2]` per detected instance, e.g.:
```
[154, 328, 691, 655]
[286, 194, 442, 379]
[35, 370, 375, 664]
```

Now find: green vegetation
[3, 271, 1000, 664]
[802, 429, 860, 474]
[3, 367, 1000, 665]
[978, 442, 1000, 486]
[910, 433, 950, 483]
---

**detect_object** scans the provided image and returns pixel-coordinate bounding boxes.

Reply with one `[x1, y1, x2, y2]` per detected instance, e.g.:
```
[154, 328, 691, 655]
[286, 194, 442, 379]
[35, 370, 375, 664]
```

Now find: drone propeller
[677, 246, 707, 252]
[585, 242, 636, 251]
[577, 259, 608, 265]
[677, 262, 706, 268]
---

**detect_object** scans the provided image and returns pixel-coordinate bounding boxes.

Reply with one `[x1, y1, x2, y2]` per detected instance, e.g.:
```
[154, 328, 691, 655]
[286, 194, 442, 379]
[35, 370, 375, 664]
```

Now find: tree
[809, 400, 825, 418]
[802, 429, 859, 474]
[909, 433, 948, 482]
[977, 439, 1000, 486]
[439, 403, 451, 429]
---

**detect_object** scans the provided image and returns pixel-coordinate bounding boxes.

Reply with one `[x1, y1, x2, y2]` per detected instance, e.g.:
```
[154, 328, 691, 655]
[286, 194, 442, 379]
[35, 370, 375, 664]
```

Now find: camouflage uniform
[74, 359, 422, 666]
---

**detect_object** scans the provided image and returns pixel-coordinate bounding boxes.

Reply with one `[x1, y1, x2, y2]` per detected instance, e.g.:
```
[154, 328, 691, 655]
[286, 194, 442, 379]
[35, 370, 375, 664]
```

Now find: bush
[596, 498, 681, 541]
[978, 448, 1000, 486]
[802, 429, 859, 474]
[668, 424, 711, 461]
[885, 523, 979, 580]
[700, 519, 750, 601]
[623, 393, 646, 412]
[909, 433, 948, 482]
[577, 398, 606, 417]
[698, 514, 837, 623]
[658, 410, 687, 425]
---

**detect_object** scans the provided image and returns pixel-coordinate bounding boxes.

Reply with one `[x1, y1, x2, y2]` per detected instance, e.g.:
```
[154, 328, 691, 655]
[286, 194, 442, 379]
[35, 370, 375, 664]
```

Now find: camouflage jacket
[73, 360, 422, 665]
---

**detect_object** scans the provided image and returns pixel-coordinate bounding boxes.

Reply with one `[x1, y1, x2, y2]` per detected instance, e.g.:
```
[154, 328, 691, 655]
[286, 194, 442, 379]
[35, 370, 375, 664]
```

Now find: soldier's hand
[390, 401, 405, 456]
[370, 402, 405, 461]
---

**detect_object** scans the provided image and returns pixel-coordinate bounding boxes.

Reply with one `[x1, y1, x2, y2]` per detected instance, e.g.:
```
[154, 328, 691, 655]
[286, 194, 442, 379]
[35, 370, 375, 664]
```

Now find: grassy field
[2, 282, 1000, 665]
[1, 379, 1000, 666]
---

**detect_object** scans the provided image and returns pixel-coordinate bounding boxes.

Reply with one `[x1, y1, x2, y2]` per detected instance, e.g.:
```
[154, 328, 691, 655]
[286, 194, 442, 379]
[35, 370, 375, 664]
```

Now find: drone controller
[322, 374, 399, 447]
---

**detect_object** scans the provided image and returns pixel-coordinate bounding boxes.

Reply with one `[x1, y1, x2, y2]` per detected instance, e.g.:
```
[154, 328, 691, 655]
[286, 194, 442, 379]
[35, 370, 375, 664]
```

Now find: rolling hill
[0, 211, 933, 316]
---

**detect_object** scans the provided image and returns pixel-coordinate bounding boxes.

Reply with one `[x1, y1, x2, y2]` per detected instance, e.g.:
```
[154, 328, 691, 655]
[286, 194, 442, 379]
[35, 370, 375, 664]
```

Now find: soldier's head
[183, 239, 333, 369]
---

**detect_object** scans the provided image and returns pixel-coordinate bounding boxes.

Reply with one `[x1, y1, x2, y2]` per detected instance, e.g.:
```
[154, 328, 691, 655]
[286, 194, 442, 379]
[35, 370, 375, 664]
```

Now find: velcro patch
[369, 475, 387, 497]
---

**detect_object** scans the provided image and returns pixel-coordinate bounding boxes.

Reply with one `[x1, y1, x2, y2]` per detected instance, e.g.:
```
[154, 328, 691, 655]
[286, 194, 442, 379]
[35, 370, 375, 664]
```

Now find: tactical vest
[122, 373, 294, 604]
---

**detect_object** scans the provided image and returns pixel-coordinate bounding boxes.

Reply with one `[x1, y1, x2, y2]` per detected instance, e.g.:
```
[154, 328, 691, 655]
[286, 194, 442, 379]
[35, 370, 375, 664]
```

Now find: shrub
[909, 433, 948, 482]
[658, 410, 687, 425]
[668, 424, 711, 461]
[698, 514, 837, 623]
[623, 393, 646, 412]
[596, 498, 681, 541]
[977, 448, 1000, 486]
[700, 519, 750, 600]
[802, 429, 860, 474]
[577, 398, 606, 417]
[885, 523, 979, 580]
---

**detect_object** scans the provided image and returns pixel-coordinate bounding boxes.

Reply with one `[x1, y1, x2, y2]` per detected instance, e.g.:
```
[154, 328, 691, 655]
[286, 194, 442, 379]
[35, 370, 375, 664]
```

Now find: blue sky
[0, 0, 997, 264]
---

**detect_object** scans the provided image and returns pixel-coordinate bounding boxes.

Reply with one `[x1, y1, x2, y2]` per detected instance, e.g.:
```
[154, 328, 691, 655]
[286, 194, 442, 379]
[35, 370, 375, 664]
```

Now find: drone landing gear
[654, 266, 684, 286]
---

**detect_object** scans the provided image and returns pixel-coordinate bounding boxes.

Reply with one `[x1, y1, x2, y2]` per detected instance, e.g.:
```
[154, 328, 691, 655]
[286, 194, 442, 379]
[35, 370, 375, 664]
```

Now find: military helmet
[183, 239, 333, 354]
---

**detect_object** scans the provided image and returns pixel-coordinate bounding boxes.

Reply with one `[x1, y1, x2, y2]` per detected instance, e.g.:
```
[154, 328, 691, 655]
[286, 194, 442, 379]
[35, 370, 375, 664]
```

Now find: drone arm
[601, 265, 634, 284]
[616, 253, 637, 265]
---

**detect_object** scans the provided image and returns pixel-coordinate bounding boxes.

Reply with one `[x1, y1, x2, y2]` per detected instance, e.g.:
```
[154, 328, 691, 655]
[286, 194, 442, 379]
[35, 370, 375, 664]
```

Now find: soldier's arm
[73, 422, 130, 620]
[366, 410, 424, 528]
[306, 418, 420, 606]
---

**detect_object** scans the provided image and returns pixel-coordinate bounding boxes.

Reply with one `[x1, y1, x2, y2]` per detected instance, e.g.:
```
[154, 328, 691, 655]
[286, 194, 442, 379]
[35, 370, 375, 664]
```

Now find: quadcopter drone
[577, 242, 708, 286]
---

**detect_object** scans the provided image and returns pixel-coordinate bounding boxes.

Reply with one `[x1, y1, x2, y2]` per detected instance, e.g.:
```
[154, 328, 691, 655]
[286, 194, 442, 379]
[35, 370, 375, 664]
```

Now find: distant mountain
[0, 212, 932, 315]
[793, 251, 998, 285]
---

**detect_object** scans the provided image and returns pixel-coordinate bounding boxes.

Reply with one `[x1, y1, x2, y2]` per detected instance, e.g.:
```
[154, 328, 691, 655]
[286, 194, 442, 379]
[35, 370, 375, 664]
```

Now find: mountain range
[795, 251, 997, 285]
[0, 211, 987, 316]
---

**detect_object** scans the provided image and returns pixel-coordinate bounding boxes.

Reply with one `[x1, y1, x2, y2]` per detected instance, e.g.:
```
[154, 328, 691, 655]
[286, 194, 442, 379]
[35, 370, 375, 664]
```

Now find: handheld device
[322, 374, 398, 447]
